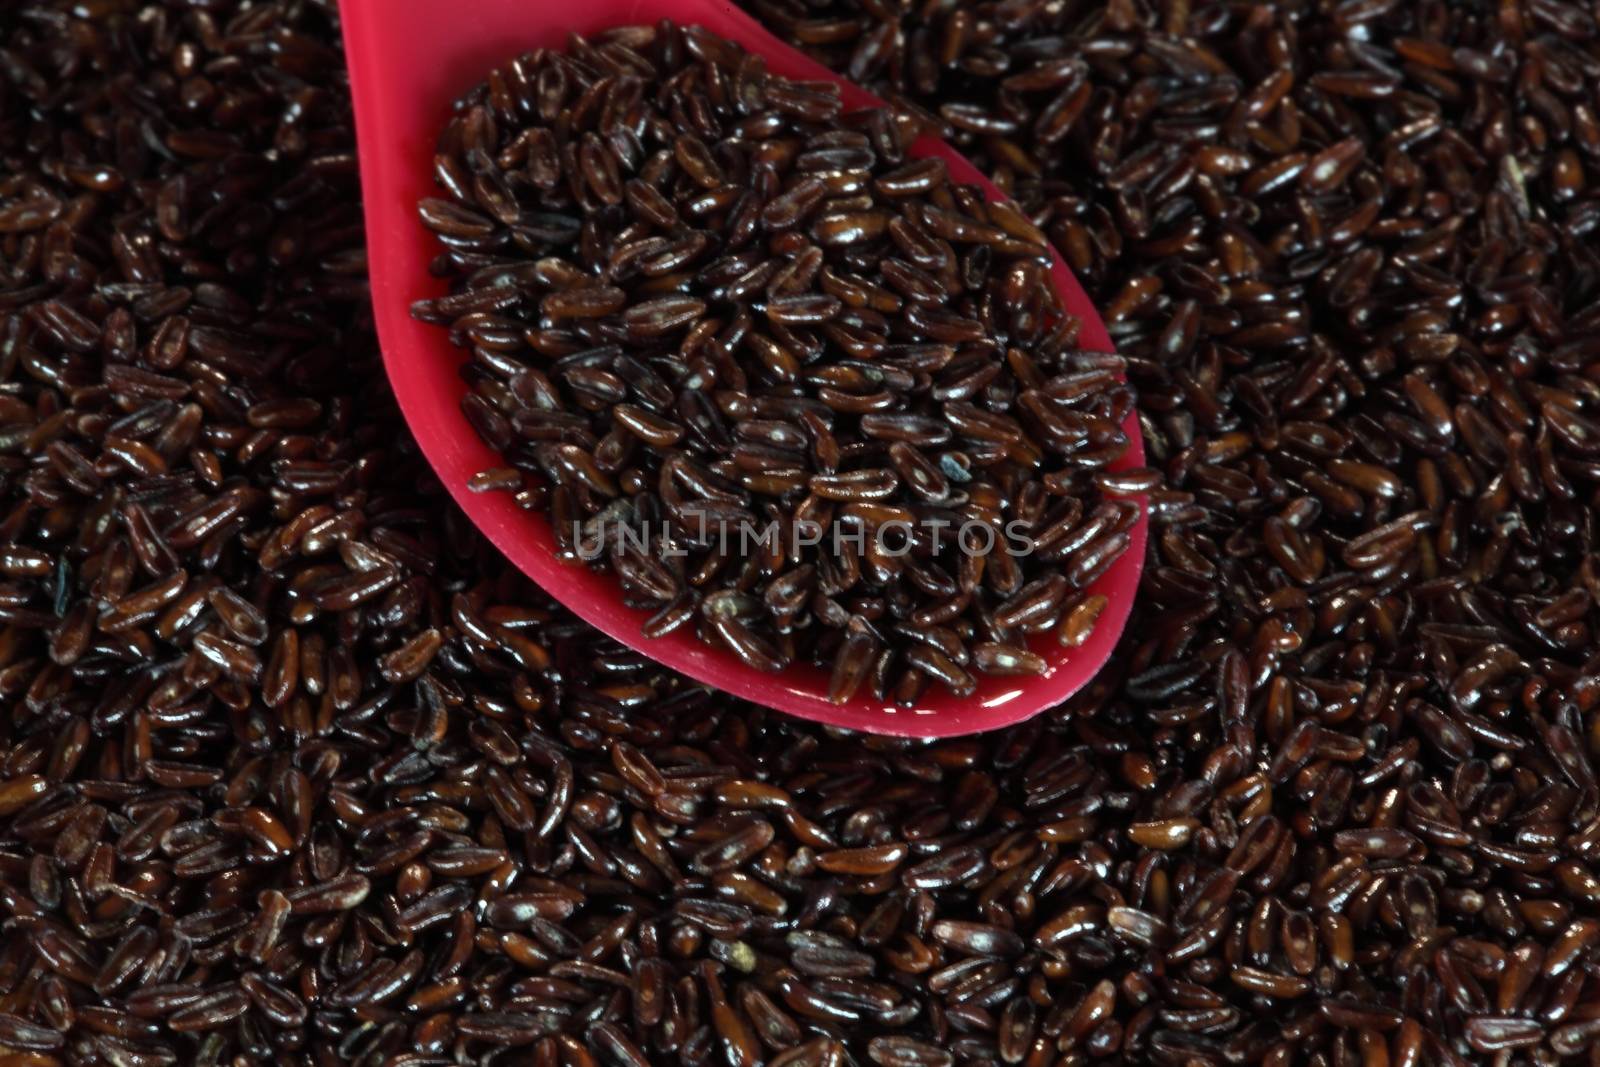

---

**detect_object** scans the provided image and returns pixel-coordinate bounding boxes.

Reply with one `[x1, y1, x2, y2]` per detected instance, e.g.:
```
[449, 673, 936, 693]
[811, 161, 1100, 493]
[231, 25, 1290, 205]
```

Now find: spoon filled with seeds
[341, 0, 1149, 735]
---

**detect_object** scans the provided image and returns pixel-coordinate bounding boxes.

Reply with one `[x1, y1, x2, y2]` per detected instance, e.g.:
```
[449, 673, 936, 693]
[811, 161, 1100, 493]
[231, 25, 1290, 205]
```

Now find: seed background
[1, 0, 1599, 1065]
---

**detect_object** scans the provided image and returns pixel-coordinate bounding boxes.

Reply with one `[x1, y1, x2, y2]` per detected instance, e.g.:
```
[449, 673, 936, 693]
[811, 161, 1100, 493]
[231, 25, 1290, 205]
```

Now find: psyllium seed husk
[413, 23, 1139, 704]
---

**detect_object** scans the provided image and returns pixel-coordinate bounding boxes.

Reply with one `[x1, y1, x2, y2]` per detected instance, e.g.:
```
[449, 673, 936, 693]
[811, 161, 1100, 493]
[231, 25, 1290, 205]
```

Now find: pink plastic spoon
[339, 0, 1146, 737]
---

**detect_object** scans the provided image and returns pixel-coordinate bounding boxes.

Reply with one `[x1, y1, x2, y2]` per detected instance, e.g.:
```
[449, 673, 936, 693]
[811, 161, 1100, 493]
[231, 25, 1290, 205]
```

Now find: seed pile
[0, 0, 1598, 1065]
[750, 0, 1600, 1059]
[412, 24, 1141, 704]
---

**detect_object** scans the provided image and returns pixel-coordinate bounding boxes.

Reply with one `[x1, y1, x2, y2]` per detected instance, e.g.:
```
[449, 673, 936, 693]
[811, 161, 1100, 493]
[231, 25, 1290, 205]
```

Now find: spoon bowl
[340, 0, 1146, 736]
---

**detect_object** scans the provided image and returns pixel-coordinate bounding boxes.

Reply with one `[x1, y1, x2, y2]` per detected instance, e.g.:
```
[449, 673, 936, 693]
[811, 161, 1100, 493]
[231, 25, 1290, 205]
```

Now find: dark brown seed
[543, 286, 628, 320]
[868, 1035, 954, 1067]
